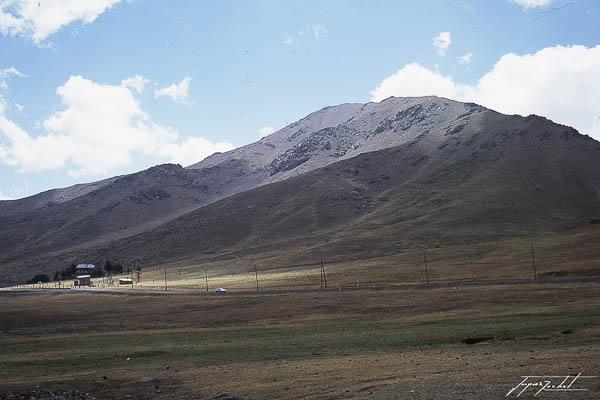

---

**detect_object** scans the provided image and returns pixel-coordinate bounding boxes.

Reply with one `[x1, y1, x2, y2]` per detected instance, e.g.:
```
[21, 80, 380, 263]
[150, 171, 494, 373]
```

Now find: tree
[26, 274, 50, 284]
[104, 260, 124, 274]
[91, 267, 104, 278]
[54, 263, 76, 281]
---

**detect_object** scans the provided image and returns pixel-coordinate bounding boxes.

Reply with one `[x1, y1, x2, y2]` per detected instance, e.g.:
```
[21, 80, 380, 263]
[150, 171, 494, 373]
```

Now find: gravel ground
[0, 389, 95, 400]
[0, 390, 245, 400]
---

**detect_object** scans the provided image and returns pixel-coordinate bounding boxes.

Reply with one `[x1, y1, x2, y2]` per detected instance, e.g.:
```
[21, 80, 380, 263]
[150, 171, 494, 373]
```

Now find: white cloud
[284, 24, 327, 45]
[0, 65, 25, 80]
[433, 31, 451, 57]
[309, 23, 328, 38]
[121, 74, 148, 93]
[458, 52, 474, 64]
[0, 65, 26, 88]
[157, 137, 233, 167]
[0, 0, 123, 42]
[0, 75, 233, 175]
[14, 103, 23, 111]
[370, 45, 600, 141]
[370, 63, 472, 101]
[510, 0, 553, 9]
[258, 126, 275, 138]
[154, 77, 191, 103]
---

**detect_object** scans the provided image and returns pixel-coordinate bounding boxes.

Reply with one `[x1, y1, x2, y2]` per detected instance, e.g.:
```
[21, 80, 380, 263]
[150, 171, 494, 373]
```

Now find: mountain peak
[3, 98, 600, 284]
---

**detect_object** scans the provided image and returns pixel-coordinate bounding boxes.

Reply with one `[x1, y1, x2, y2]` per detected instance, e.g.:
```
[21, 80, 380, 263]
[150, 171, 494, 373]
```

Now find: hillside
[3, 100, 599, 284]
[0, 162, 260, 266]
[0, 97, 476, 273]
[0, 176, 119, 221]
[189, 97, 475, 183]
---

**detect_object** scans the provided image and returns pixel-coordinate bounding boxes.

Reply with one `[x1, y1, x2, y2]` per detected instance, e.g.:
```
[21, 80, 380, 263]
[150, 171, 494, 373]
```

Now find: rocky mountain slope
[1, 96, 599, 283]
[2, 98, 599, 283]
[0, 176, 119, 221]
[0, 162, 258, 265]
[189, 97, 476, 183]
[0, 97, 475, 266]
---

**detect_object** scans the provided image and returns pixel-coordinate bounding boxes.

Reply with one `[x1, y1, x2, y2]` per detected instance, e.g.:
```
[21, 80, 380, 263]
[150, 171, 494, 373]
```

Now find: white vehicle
[215, 287, 227, 293]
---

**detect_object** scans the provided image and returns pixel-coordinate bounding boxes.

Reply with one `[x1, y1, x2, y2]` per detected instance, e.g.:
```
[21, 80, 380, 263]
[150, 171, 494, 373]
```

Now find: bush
[53, 261, 125, 281]
[91, 268, 104, 278]
[26, 274, 50, 284]
[54, 263, 76, 281]
[104, 260, 124, 274]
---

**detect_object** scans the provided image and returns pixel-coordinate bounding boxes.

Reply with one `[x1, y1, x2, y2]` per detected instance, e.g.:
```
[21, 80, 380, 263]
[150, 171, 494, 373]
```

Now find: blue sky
[0, 0, 599, 199]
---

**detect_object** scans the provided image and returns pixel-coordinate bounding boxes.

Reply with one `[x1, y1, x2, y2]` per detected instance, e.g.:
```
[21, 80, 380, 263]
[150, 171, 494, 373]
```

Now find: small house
[76, 264, 96, 275]
[119, 278, 134, 286]
[74, 275, 91, 287]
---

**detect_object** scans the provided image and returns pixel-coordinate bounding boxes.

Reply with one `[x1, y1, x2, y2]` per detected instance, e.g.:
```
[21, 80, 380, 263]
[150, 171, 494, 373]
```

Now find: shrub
[26, 274, 50, 284]
[104, 260, 124, 274]
[54, 263, 76, 281]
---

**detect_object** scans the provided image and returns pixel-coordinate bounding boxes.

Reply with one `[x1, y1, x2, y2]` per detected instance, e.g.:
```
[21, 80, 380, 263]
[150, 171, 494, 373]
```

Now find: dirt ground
[1, 282, 600, 399]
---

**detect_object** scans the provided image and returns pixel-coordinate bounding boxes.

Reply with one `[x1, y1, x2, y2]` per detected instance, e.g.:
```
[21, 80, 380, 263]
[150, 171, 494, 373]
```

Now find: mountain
[0, 176, 119, 220]
[1, 96, 599, 284]
[0, 162, 257, 266]
[189, 97, 476, 182]
[0, 97, 474, 267]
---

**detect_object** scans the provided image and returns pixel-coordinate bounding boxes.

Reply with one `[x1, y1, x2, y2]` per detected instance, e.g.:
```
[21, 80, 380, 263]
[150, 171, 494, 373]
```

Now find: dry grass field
[2, 230, 600, 399]
[2, 282, 600, 399]
[15, 227, 599, 293]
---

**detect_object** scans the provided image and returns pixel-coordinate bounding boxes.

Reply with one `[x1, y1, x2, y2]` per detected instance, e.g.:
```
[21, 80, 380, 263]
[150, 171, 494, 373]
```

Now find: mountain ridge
[0, 96, 476, 261]
[1, 96, 599, 284]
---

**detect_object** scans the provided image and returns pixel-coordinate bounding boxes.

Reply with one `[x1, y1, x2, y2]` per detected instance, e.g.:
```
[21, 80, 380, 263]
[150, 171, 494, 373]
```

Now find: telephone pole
[204, 268, 208, 292]
[254, 264, 259, 291]
[424, 250, 429, 285]
[320, 260, 323, 289]
[164, 269, 167, 291]
[531, 243, 537, 280]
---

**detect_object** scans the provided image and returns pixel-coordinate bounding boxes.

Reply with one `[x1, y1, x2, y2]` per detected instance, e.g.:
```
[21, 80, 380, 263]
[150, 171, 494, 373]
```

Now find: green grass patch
[2, 308, 599, 382]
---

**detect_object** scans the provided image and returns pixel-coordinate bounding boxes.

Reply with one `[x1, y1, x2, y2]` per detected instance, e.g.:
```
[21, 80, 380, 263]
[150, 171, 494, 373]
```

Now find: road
[2, 275, 600, 297]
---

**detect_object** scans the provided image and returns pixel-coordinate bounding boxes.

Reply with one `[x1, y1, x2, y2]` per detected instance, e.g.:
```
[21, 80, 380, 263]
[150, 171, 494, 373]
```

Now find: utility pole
[164, 269, 167, 291]
[204, 268, 208, 292]
[531, 243, 537, 280]
[424, 250, 429, 285]
[254, 264, 259, 291]
[320, 260, 323, 289]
